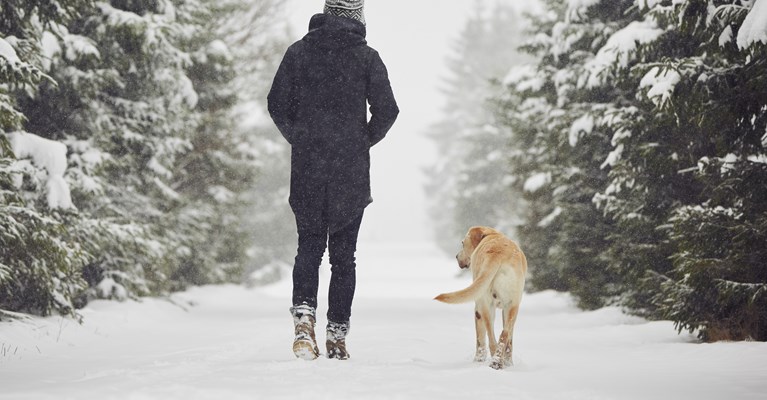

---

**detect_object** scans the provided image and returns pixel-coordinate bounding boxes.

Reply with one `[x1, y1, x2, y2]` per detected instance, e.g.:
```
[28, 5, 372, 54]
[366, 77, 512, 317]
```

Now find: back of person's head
[324, 0, 366, 25]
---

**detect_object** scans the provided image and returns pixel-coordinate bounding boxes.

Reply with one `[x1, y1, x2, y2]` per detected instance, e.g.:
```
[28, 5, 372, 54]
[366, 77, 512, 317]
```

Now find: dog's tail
[434, 260, 502, 304]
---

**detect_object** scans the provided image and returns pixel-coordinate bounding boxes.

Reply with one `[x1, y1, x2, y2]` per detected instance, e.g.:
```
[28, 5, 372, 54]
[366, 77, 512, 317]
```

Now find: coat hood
[303, 13, 367, 50]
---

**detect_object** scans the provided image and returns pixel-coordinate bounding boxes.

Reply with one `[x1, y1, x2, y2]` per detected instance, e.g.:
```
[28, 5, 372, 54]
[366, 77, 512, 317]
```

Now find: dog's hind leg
[473, 303, 491, 362]
[502, 305, 519, 367]
[484, 303, 497, 357]
[477, 301, 498, 355]
[490, 305, 519, 370]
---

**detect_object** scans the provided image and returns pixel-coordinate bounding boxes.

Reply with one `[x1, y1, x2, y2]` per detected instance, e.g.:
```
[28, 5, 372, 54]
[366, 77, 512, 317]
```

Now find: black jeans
[292, 213, 363, 323]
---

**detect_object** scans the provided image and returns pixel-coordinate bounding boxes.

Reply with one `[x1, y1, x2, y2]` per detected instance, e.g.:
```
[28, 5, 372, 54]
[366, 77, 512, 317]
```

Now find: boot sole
[293, 341, 319, 360]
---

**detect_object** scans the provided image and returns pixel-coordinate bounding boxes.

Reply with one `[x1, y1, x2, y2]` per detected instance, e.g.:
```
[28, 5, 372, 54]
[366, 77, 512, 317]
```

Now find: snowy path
[2, 242, 766, 400]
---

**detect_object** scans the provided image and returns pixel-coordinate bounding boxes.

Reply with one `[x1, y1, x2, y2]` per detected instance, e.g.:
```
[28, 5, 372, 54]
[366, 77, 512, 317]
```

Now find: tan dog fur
[435, 226, 527, 370]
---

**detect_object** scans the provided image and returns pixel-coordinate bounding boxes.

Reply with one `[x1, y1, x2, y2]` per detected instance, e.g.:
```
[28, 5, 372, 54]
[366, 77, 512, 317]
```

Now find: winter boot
[326, 320, 350, 360]
[290, 304, 320, 360]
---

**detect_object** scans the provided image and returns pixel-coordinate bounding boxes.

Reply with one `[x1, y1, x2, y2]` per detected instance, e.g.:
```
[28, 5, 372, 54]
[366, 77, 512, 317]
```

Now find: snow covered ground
[2, 242, 766, 400]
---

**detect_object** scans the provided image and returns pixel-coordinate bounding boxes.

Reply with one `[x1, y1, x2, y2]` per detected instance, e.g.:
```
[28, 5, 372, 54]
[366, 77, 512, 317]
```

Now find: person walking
[267, 0, 399, 360]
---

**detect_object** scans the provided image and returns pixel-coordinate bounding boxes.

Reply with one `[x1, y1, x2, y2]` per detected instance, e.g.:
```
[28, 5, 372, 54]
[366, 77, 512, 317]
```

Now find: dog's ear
[469, 227, 487, 249]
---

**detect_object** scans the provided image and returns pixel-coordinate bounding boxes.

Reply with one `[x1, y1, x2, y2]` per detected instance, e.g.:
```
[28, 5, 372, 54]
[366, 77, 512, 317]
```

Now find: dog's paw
[502, 347, 513, 367]
[489, 354, 513, 370]
[473, 348, 488, 362]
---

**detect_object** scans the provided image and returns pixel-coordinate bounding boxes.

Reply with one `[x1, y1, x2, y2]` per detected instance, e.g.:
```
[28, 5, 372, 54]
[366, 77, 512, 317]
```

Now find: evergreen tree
[3, 0, 290, 312]
[495, 0, 628, 307]
[168, 1, 247, 286]
[0, 0, 287, 314]
[169, 0, 292, 286]
[17, 0, 208, 299]
[221, 0, 295, 274]
[499, 0, 767, 338]
[623, 0, 767, 341]
[426, 0, 533, 255]
[1, 0, 92, 317]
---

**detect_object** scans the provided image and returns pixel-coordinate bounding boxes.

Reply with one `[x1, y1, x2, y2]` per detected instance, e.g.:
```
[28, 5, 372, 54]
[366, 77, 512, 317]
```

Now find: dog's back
[435, 232, 526, 305]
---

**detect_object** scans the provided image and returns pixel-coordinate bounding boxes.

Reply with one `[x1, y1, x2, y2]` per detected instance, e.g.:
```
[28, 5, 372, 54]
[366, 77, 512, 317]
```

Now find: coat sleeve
[268, 45, 300, 145]
[366, 50, 399, 147]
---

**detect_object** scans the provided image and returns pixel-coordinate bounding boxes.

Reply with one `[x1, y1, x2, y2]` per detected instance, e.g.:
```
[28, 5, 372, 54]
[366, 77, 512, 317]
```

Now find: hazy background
[284, 0, 477, 243]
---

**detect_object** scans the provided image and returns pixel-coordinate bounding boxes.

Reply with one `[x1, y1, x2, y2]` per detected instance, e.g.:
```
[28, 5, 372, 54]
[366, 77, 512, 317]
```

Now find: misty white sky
[283, 0, 478, 243]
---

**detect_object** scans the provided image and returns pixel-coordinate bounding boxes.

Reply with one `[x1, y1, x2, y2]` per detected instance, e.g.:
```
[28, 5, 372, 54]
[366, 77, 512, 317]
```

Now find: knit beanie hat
[324, 0, 366, 25]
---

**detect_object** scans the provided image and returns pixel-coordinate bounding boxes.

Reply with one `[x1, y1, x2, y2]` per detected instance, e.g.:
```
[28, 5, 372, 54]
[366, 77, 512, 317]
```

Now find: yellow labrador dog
[435, 226, 527, 370]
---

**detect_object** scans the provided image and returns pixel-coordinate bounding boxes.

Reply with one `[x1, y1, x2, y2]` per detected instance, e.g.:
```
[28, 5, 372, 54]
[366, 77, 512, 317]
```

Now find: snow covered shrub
[661, 195, 767, 341]
[0, 203, 89, 317]
[655, 154, 767, 341]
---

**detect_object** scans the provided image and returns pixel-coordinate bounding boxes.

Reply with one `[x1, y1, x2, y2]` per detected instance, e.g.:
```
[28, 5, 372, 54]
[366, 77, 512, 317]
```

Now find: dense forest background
[2, 0, 766, 342]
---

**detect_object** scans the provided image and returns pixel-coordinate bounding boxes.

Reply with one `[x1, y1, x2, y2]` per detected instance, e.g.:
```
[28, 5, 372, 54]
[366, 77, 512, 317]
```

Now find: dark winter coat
[268, 14, 399, 233]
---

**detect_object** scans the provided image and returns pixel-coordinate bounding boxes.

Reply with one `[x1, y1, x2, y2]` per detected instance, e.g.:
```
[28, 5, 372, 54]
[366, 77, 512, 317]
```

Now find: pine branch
[0, 308, 33, 322]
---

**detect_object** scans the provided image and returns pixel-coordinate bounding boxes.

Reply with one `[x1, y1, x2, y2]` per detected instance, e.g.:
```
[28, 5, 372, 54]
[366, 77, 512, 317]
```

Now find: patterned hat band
[324, 0, 365, 25]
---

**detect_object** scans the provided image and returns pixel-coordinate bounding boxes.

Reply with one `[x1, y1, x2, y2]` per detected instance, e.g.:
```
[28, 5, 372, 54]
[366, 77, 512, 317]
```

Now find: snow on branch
[0, 37, 21, 64]
[503, 64, 544, 92]
[537, 206, 563, 227]
[582, 19, 665, 88]
[0, 308, 34, 321]
[569, 114, 595, 147]
[7, 132, 74, 210]
[1, 36, 54, 87]
[762, 126, 767, 147]
[567, 0, 601, 22]
[97, 2, 144, 28]
[63, 34, 101, 62]
[601, 144, 625, 169]
[635, 0, 665, 10]
[524, 172, 552, 193]
[737, 0, 767, 50]
[715, 279, 767, 305]
[639, 66, 681, 107]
